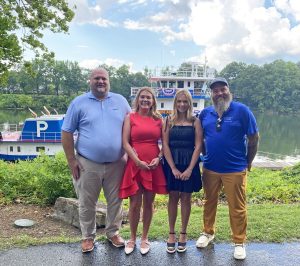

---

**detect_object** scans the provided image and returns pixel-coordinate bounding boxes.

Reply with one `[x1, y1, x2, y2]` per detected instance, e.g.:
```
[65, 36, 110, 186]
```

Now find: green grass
[1, 204, 299, 250]
[119, 203, 300, 242]
[0, 235, 81, 250]
[1, 158, 300, 249]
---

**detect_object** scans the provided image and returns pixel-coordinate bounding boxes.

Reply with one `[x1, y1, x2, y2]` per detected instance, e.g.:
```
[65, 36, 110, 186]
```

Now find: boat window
[10, 146, 13, 152]
[193, 102, 198, 107]
[17, 146, 21, 152]
[169, 81, 176, 88]
[36, 146, 45, 152]
[161, 103, 164, 108]
[161, 81, 168, 88]
[188, 82, 191, 87]
[178, 81, 184, 88]
[194, 81, 204, 88]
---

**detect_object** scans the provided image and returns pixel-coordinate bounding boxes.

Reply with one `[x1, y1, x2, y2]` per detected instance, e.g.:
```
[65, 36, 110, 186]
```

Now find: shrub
[0, 152, 75, 205]
[0, 156, 300, 206]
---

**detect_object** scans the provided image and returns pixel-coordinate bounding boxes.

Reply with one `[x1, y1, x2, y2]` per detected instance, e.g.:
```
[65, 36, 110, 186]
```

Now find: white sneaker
[234, 243, 246, 260]
[196, 233, 215, 248]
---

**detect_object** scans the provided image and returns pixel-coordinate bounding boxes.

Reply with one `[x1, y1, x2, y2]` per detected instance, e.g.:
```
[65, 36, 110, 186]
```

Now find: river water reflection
[0, 110, 299, 162]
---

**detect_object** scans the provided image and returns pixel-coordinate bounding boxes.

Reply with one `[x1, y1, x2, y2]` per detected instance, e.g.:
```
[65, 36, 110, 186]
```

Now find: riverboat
[131, 61, 215, 115]
[0, 113, 64, 161]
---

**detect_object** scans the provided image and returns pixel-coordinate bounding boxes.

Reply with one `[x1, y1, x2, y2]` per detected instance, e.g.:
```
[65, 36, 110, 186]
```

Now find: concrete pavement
[0, 240, 299, 266]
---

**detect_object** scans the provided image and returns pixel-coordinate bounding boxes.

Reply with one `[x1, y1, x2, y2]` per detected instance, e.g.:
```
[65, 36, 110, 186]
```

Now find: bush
[0, 156, 300, 206]
[280, 162, 300, 184]
[247, 166, 300, 203]
[0, 152, 75, 205]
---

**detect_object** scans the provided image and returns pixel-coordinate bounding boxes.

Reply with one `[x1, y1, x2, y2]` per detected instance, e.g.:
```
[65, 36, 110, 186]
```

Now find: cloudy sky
[40, 0, 300, 72]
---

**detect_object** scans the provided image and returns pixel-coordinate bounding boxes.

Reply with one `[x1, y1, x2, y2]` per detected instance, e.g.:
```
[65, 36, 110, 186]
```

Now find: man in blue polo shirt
[196, 77, 259, 260]
[62, 68, 131, 253]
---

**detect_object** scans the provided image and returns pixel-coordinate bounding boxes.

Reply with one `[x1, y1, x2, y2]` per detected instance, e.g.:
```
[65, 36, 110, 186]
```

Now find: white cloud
[184, 0, 300, 69]
[79, 59, 102, 69]
[104, 58, 133, 70]
[123, 19, 144, 30]
[76, 45, 89, 48]
[274, 0, 300, 21]
[68, 0, 116, 27]
[71, 0, 300, 70]
[79, 58, 133, 70]
[94, 18, 118, 27]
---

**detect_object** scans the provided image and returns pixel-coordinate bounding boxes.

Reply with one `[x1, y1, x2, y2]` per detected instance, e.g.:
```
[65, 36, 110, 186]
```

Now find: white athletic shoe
[196, 233, 215, 248]
[234, 243, 246, 260]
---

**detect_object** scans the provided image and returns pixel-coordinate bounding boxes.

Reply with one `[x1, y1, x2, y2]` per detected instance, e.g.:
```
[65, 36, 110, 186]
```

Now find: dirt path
[0, 204, 81, 239]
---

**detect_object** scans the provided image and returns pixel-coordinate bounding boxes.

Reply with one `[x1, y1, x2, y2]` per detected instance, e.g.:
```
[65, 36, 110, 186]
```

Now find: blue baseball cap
[209, 77, 229, 89]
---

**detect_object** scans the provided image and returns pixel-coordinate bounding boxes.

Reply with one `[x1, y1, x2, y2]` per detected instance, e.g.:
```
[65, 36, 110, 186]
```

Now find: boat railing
[131, 87, 210, 97]
[20, 131, 62, 142]
[150, 70, 205, 78]
[0, 123, 23, 133]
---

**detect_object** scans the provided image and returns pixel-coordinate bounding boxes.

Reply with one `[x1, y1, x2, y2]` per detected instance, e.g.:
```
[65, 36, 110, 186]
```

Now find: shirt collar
[87, 91, 111, 100]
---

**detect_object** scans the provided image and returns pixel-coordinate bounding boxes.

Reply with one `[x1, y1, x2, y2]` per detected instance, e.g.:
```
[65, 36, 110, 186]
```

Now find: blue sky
[37, 0, 300, 72]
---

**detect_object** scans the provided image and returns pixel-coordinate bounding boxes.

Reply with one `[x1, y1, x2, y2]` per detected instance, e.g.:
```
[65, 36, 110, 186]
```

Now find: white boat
[0, 114, 65, 161]
[131, 61, 215, 115]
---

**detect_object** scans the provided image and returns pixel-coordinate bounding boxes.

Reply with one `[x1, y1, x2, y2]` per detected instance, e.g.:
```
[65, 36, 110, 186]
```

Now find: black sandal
[166, 232, 176, 254]
[177, 232, 187, 253]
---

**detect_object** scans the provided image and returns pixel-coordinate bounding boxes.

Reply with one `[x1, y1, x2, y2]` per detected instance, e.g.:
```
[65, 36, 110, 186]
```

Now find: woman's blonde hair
[132, 87, 162, 120]
[168, 89, 195, 127]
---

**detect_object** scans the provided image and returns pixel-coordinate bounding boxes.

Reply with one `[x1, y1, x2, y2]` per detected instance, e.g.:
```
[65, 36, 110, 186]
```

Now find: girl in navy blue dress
[162, 89, 203, 253]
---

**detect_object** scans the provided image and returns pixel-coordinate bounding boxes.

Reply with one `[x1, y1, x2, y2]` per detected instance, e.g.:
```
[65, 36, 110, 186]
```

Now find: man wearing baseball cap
[196, 77, 259, 260]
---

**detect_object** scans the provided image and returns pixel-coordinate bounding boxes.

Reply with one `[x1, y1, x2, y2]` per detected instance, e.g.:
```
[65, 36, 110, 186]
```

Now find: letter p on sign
[37, 121, 48, 137]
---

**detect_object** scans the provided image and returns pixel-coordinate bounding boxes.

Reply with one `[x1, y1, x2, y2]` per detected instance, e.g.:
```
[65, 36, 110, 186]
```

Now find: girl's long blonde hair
[132, 87, 162, 120]
[168, 89, 195, 127]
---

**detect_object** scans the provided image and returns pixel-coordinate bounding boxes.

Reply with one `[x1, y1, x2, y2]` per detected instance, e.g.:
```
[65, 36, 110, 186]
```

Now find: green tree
[62, 61, 88, 96]
[219, 60, 300, 114]
[108, 64, 149, 101]
[0, 0, 74, 82]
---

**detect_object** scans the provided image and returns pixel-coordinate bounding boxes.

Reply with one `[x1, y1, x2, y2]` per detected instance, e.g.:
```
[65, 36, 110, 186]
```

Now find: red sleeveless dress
[119, 113, 168, 198]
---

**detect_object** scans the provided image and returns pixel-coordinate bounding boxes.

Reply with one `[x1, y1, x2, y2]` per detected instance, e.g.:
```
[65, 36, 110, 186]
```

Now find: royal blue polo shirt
[62, 91, 131, 163]
[199, 101, 258, 173]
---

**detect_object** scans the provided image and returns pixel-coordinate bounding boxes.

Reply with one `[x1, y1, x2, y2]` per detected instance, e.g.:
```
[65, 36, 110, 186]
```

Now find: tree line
[0, 59, 300, 114]
[220, 60, 300, 114]
[0, 59, 149, 110]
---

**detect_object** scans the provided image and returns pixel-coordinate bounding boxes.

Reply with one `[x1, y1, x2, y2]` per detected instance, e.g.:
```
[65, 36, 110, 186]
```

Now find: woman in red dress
[119, 87, 167, 255]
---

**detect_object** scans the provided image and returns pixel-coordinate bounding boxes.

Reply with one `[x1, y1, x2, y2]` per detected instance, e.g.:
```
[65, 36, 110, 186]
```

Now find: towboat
[131, 61, 215, 115]
[0, 114, 65, 161]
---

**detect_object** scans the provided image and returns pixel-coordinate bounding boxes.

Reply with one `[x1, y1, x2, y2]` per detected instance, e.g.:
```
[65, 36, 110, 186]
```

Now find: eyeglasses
[216, 118, 222, 132]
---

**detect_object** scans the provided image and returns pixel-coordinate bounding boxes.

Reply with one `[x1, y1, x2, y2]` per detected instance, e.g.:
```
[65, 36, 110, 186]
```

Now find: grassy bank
[123, 203, 300, 242]
[1, 203, 299, 250]
[0, 154, 299, 249]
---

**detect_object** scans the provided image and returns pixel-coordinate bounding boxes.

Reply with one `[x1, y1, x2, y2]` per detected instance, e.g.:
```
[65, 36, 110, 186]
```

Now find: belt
[77, 153, 112, 164]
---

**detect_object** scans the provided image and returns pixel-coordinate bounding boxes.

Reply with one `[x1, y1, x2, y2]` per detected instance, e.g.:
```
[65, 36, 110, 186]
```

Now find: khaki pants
[202, 168, 247, 243]
[74, 154, 126, 240]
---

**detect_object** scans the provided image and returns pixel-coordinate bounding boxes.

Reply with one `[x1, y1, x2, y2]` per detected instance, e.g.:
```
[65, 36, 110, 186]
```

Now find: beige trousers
[202, 168, 247, 243]
[74, 154, 126, 240]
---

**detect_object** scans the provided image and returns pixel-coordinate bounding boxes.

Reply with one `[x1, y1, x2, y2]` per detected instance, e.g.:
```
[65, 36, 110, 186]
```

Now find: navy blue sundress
[163, 125, 202, 193]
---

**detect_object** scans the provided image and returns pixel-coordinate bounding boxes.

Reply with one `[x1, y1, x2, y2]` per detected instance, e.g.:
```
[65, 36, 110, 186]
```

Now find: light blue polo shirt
[62, 91, 131, 163]
[199, 101, 258, 173]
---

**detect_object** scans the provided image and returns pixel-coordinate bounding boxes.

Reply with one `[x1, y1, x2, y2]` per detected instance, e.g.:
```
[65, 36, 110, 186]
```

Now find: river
[0, 110, 299, 162]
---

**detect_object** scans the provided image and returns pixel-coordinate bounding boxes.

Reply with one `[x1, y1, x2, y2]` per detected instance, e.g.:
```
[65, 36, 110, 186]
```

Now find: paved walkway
[0, 241, 299, 266]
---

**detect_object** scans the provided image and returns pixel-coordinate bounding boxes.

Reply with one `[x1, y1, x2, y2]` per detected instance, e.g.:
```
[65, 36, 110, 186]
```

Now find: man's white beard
[213, 94, 232, 115]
